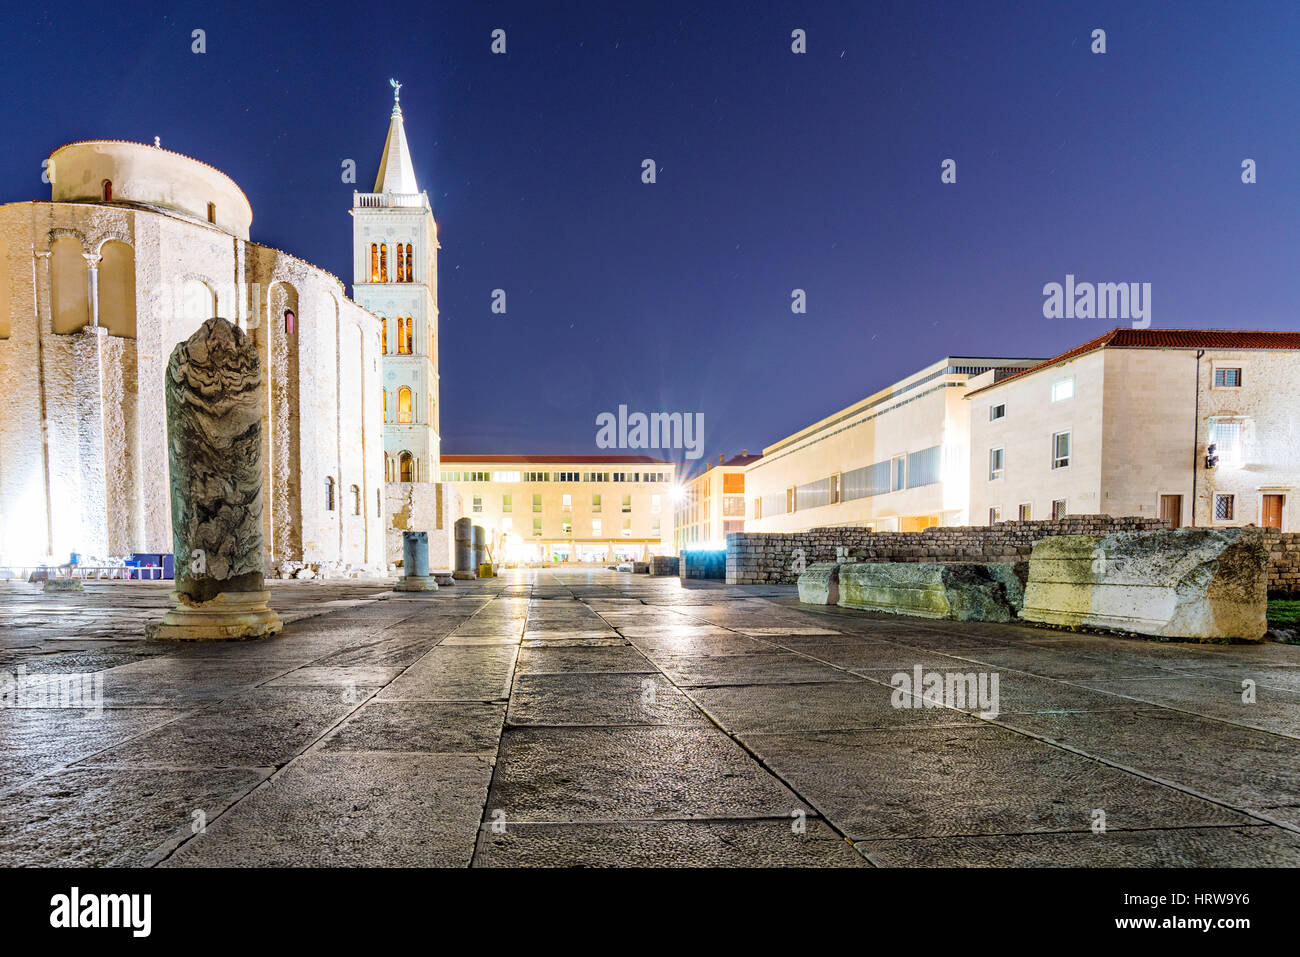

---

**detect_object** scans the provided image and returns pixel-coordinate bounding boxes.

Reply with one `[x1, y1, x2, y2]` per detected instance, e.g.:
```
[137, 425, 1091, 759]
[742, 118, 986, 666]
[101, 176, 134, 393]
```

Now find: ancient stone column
[394, 530, 437, 592]
[148, 318, 283, 640]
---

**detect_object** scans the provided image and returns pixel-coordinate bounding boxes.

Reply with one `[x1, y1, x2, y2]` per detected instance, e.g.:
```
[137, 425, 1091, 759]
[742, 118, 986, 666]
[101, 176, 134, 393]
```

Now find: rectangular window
[1209, 419, 1243, 466]
[532, 517, 542, 537]
[621, 518, 632, 537]
[472, 495, 482, 514]
[562, 520, 572, 535]
[561, 494, 572, 513]
[492, 471, 521, 483]
[591, 518, 602, 536]
[652, 518, 661, 535]
[1214, 494, 1235, 521]
[1018, 503, 1032, 521]
[501, 494, 512, 513]
[592, 494, 601, 513]
[1052, 499, 1068, 520]
[1052, 431, 1071, 469]
[891, 456, 906, 492]
[622, 495, 632, 513]
[989, 447, 1004, 481]
[990, 403, 1006, 421]
[1213, 367, 1242, 388]
[1052, 378, 1074, 402]
[651, 494, 661, 514]
[989, 506, 1001, 526]
[532, 493, 542, 513]
[754, 498, 762, 520]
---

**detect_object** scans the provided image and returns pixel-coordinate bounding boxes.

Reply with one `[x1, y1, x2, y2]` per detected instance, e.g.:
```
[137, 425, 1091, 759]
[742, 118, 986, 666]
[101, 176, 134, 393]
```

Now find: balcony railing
[353, 191, 431, 210]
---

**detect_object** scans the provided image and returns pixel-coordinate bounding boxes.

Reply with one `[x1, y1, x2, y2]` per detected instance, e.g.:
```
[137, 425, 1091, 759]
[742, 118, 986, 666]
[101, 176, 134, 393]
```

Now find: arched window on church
[399, 451, 414, 483]
[404, 244, 413, 282]
[379, 244, 388, 283]
[397, 386, 412, 423]
[102, 180, 113, 202]
[380, 316, 388, 354]
[397, 316, 413, 354]
[325, 476, 335, 511]
[351, 484, 361, 515]
[381, 389, 388, 423]
[285, 310, 296, 335]
[370, 244, 379, 283]
[396, 245, 405, 282]
[207, 202, 216, 224]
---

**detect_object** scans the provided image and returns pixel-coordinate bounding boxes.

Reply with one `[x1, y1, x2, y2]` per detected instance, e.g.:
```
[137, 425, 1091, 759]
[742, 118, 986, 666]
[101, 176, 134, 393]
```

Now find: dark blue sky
[4, 1, 1297, 473]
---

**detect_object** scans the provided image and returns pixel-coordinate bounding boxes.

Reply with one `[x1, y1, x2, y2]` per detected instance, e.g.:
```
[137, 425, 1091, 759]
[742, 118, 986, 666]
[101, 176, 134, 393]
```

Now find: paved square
[2, 570, 1298, 866]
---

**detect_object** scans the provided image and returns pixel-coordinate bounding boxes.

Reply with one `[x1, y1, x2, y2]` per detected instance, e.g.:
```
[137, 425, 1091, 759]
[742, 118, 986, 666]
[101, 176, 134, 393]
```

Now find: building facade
[0, 139, 386, 570]
[743, 356, 1041, 533]
[967, 329, 1300, 530]
[440, 455, 675, 564]
[674, 452, 760, 550]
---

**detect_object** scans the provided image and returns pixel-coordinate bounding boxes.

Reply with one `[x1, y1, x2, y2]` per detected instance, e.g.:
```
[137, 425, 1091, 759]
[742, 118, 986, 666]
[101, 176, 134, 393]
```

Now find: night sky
[4, 1, 1297, 475]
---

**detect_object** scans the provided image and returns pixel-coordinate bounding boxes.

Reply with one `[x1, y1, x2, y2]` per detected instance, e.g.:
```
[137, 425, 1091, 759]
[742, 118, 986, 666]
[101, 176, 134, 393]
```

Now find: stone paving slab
[160, 752, 494, 867]
[0, 765, 266, 866]
[657, 653, 860, 687]
[486, 725, 814, 822]
[506, 673, 707, 726]
[319, 700, 505, 755]
[376, 646, 518, 702]
[475, 818, 867, 867]
[741, 726, 1257, 842]
[515, 643, 655, 675]
[1071, 675, 1300, 737]
[856, 825, 1300, 867]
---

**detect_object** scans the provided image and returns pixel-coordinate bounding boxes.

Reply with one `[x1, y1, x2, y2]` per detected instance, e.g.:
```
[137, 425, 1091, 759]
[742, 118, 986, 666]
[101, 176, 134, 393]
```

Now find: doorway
[1263, 494, 1285, 529]
[1159, 494, 1183, 528]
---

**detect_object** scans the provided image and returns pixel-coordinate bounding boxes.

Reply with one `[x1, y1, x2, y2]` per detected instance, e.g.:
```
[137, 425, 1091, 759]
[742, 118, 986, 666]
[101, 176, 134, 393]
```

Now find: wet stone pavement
[2, 570, 1299, 866]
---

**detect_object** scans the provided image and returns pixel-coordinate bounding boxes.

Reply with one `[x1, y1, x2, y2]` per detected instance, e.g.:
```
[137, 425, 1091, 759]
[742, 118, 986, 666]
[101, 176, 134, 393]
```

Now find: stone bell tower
[351, 79, 440, 485]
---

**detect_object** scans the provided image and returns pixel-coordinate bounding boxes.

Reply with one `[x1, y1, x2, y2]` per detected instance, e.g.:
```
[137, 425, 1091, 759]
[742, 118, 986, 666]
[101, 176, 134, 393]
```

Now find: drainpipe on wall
[1191, 349, 1204, 527]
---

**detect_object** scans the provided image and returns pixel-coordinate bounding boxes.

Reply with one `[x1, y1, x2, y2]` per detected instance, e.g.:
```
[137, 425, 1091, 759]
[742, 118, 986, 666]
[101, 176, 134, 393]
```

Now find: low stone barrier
[681, 549, 726, 581]
[837, 562, 1025, 622]
[1020, 529, 1267, 641]
[650, 556, 680, 576]
[632, 562, 650, 574]
[797, 562, 841, 605]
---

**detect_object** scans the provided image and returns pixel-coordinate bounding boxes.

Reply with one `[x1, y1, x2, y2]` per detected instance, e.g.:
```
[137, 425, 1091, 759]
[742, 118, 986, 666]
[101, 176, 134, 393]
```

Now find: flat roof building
[440, 454, 675, 565]
[674, 451, 761, 551]
[743, 356, 1042, 533]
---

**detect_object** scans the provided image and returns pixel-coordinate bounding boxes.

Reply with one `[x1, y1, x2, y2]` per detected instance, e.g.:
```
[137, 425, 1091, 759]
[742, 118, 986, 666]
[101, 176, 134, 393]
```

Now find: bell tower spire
[350, 82, 440, 486]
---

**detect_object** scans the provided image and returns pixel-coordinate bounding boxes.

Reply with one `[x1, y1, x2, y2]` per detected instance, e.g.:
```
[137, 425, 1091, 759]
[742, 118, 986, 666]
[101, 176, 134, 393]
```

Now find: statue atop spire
[390, 78, 402, 115]
[372, 80, 421, 196]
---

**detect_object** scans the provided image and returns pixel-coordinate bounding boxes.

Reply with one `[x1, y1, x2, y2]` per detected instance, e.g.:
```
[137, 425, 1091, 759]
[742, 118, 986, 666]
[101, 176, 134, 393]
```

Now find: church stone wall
[0, 198, 385, 573]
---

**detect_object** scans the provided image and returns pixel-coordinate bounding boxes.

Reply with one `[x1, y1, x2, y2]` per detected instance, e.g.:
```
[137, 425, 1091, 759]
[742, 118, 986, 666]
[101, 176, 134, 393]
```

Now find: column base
[147, 589, 283, 641]
[452, 570, 476, 580]
[433, 572, 456, 586]
[393, 576, 439, 592]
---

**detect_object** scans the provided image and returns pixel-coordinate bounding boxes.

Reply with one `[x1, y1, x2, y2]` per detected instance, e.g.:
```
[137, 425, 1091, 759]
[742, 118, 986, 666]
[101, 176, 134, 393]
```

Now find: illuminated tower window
[379, 244, 388, 282]
[370, 243, 379, 282]
[397, 386, 412, 423]
[380, 316, 388, 354]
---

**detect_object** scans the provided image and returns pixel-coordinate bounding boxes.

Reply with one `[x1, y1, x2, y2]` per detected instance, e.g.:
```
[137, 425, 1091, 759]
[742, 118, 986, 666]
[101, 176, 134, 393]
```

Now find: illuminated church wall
[0, 141, 385, 571]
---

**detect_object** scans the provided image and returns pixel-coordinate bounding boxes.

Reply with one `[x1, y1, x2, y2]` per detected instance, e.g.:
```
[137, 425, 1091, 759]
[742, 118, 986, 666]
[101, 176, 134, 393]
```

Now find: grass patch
[1267, 599, 1300, 625]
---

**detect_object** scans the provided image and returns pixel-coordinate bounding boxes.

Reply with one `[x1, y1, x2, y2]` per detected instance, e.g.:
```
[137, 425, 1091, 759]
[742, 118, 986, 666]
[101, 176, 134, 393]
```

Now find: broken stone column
[394, 530, 437, 592]
[148, 318, 283, 641]
[797, 562, 842, 605]
[837, 561, 1023, 622]
[1020, 529, 1266, 641]
[453, 517, 474, 580]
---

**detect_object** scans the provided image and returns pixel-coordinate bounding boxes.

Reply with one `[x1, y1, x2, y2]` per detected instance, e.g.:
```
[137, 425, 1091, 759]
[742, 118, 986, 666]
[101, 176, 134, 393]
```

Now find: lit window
[562, 520, 572, 535]
[404, 244, 413, 282]
[379, 244, 388, 282]
[1018, 503, 1031, 521]
[502, 494, 512, 513]
[1052, 499, 1068, 520]
[622, 495, 632, 513]
[1213, 367, 1242, 388]
[532, 518, 542, 537]
[592, 518, 602, 536]
[1209, 419, 1244, 466]
[370, 244, 379, 282]
[621, 518, 632, 537]
[989, 447, 1004, 481]
[532, 494, 542, 513]
[990, 403, 1005, 421]
[380, 316, 388, 354]
[592, 494, 601, 513]
[988, 506, 1001, 526]
[1214, 494, 1235, 521]
[284, 310, 296, 335]
[381, 389, 388, 423]
[472, 495, 482, 514]
[1052, 378, 1074, 402]
[207, 202, 216, 224]
[892, 456, 905, 492]
[397, 386, 412, 423]
[1052, 431, 1071, 469]
[561, 494, 572, 512]
[399, 451, 413, 482]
